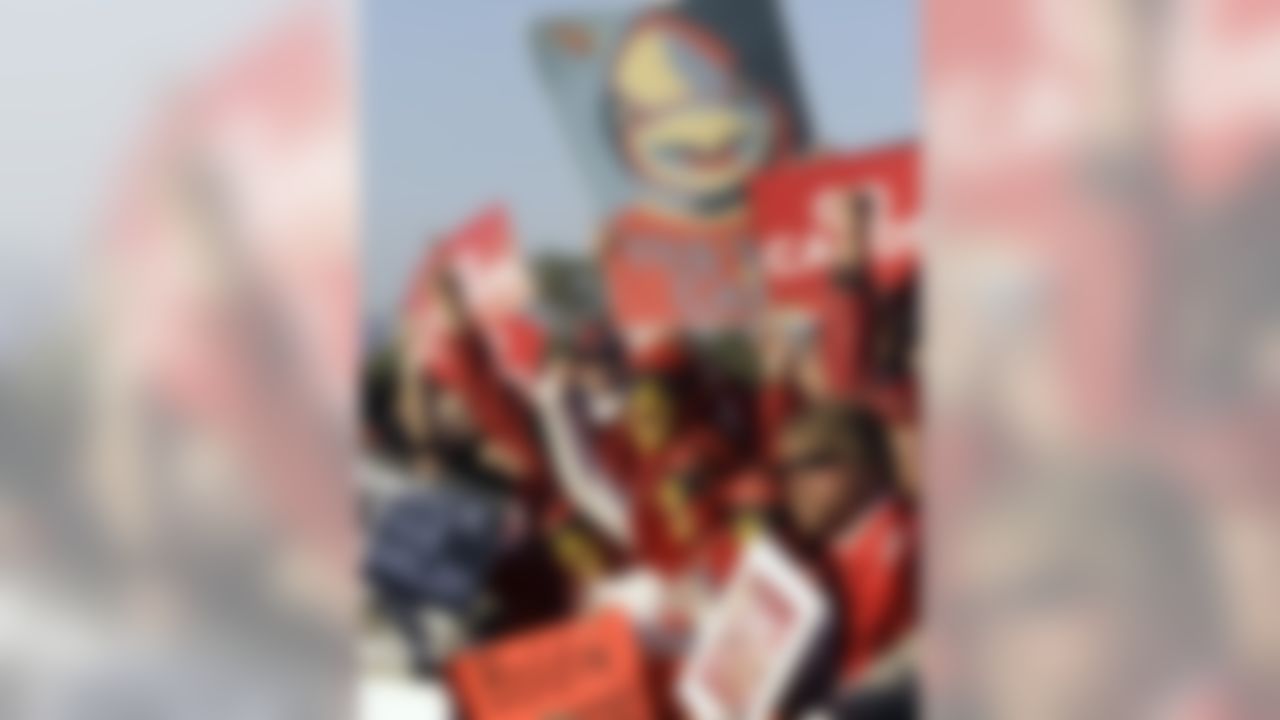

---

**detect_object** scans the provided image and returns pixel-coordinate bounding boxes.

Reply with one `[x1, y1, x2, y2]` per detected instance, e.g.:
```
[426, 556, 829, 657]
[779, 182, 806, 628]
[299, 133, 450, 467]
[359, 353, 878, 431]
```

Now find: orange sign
[451, 611, 654, 720]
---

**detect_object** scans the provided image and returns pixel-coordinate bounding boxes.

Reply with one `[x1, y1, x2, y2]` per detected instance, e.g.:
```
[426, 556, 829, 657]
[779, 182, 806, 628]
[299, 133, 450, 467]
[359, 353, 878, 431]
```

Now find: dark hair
[875, 276, 919, 382]
[360, 350, 407, 458]
[781, 404, 896, 492]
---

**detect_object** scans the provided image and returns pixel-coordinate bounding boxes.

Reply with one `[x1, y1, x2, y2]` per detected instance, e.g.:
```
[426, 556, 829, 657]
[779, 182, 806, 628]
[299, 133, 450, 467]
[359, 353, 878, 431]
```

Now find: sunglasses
[776, 450, 843, 478]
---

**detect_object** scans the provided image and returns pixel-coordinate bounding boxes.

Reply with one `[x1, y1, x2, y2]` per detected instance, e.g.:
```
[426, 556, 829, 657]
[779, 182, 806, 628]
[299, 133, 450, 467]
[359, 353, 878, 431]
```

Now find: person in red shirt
[814, 190, 878, 405]
[749, 191, 880, 467]
[827, 189, 922, 502]
[535, 331, 743, 575]
[416, 270, 573, 629]
[607, 339, 738, 575]
[774, 405, 919, 689]
[758, 187, 921, 498]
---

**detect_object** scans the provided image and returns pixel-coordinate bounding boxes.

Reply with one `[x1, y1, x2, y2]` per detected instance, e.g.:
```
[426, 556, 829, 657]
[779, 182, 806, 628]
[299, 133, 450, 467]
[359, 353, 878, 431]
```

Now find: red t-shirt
[827, 495, 919, 683]
[817, 271, 876, 404]
[597, 427, 733, 575]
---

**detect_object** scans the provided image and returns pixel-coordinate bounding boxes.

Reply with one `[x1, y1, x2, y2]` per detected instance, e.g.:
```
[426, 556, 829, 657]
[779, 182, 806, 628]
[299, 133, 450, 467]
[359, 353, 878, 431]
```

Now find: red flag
[749, 144, 920, 316]
[402, 205, 544, 385]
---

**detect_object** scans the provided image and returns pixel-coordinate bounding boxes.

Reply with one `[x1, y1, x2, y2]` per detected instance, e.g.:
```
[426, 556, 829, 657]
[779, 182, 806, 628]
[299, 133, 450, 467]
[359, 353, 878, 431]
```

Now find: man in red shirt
[774, 405, 919, 688]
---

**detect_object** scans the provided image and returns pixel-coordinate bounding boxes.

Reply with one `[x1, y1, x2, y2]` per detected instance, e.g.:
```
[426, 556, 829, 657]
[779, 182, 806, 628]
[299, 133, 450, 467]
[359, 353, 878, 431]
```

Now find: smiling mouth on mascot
[606, 13, 789, 215]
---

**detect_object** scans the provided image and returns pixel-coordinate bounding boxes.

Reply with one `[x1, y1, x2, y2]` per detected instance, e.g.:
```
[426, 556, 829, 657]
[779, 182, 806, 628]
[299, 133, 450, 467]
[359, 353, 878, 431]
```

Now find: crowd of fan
[360, 195, 919, 718]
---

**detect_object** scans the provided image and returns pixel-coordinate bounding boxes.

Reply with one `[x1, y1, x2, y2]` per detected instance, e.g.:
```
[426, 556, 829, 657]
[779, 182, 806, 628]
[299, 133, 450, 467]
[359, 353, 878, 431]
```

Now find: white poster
[678, 535, 828, 720]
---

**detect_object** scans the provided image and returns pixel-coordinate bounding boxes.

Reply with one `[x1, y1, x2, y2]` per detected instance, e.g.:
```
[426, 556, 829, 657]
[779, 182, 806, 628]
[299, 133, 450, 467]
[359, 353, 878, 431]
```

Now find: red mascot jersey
[600, 207, 760, 335]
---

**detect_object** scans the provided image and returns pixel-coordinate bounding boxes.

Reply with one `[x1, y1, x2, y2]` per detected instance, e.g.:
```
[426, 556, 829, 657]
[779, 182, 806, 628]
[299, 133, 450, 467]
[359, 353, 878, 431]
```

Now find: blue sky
[362, 0, 918, 318]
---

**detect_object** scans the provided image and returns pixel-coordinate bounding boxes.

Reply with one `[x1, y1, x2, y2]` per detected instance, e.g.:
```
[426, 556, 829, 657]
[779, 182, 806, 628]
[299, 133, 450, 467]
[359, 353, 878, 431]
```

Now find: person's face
[576, 359, 625, 426]
[428, 272, 465, 331]
[795, 348, 830, 403]
[433, 388, 475, 440]
[781, 455, 856, 541]
[889, 423, 920, 497]
[815, 189, 851, 237]
[574, 356, 613, 393]
[827, 193, 872, 268]
[395, 380, 430, 445]
[626, 382, 675, 453]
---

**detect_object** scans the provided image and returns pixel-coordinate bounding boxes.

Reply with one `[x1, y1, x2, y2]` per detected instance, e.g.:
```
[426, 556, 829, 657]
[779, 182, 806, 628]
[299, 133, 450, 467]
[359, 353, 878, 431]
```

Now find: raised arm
[528, 366, 632, 547]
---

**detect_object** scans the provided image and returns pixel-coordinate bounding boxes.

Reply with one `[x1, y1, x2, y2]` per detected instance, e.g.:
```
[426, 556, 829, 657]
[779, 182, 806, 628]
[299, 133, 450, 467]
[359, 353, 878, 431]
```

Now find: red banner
[403, 205, 544, 385]
[749, 144, 920, 316]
